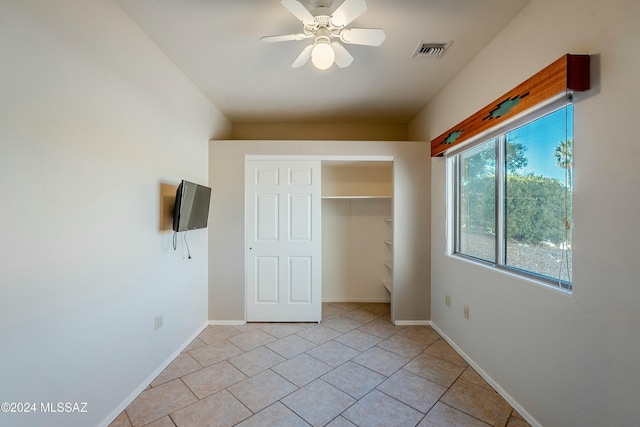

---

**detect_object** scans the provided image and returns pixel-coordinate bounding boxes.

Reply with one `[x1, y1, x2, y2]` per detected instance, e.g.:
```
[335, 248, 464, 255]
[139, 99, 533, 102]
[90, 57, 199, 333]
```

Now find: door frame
[244, 154, 394, 322]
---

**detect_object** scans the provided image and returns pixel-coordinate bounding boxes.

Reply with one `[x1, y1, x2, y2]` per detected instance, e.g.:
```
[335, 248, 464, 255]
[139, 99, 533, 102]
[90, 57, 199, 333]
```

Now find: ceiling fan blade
[280, 0, 315, 24]
[331, 42, 353, 68]
[260, 33, 308, 43]
[340, 28, 386, 46]
[291, 44, 313, 68]
[330, 0, 367, 27]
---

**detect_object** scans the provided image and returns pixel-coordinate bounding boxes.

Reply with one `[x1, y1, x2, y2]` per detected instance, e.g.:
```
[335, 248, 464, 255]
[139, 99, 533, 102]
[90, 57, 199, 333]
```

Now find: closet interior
[321, 161, 393, 303]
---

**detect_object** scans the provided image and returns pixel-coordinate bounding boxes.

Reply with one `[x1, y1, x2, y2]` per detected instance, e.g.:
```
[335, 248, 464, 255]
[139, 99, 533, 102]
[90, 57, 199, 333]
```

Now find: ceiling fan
[261, 0, 386, 70]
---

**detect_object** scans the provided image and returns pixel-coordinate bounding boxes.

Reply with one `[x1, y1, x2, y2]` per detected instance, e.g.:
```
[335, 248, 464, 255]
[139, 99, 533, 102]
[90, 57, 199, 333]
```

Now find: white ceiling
[116, 0, 530, 124]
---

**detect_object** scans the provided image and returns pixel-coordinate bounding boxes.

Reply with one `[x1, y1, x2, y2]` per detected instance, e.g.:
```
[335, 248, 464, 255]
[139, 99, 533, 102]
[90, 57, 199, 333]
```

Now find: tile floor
[110, 302, 531, 427]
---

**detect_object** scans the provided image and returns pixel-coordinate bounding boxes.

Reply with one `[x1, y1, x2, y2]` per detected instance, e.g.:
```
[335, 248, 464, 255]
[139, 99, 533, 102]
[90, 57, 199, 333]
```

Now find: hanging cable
[557, 102, 572, 287]
[183, 230, 192, 259]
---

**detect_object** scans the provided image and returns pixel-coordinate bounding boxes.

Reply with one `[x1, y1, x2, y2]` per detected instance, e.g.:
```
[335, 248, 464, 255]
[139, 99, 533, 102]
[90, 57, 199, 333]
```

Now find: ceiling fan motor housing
[310, 0, 332, 9]
[304, 15, 341, 41]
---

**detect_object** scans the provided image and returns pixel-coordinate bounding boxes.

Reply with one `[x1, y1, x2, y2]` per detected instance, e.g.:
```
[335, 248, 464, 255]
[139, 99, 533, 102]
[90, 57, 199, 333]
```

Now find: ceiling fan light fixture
[311, 40, 335, 70]
[262, 0, 385, 70]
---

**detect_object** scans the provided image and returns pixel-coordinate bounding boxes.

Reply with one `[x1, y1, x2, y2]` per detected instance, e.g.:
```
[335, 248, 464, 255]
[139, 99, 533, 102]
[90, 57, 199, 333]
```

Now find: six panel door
[245, 160, 321, 322]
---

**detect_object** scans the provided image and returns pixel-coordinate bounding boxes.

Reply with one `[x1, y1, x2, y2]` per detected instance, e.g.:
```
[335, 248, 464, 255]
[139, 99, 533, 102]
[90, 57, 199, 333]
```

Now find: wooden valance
[430, 54, 590, 157]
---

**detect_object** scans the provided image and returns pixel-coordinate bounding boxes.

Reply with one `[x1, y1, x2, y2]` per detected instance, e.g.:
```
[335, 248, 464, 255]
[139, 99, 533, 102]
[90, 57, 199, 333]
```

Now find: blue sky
[507, 105, 573, 182]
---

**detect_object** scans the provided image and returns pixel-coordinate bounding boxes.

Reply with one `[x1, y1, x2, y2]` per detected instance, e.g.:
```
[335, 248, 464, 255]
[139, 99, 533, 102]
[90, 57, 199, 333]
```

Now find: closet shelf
[321, 195, 392, 199]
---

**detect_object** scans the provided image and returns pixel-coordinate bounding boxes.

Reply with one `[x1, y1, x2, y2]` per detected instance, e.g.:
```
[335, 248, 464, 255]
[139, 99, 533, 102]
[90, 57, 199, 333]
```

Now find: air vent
[412, 41, 452, 58]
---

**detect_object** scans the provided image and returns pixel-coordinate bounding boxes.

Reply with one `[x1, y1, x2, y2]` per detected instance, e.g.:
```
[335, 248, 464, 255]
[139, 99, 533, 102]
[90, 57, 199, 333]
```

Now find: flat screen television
[172, 180, 212, 232]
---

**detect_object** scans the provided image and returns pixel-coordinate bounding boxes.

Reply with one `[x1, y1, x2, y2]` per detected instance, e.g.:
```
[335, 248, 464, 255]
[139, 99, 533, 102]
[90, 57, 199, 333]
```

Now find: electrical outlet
[464, 306, 470, 320]
[155, 314, 164, 330]
[445, 294, 451, 308]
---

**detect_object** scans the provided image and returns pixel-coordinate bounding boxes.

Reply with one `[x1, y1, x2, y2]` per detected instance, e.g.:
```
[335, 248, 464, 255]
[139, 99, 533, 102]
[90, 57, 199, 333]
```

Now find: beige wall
[0, 1, 230, 426]
[209, 140, 430, 323]
[409, 0, 640, 425]
[322, 198, 392, 302]
[322, 164, 393, 197]
[232, 122, 408, 141]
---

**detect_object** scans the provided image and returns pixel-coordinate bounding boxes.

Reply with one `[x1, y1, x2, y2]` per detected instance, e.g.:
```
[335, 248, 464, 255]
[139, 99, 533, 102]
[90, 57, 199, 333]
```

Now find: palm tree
[554, 139, 573, 279]
[554, 139, 573, 187]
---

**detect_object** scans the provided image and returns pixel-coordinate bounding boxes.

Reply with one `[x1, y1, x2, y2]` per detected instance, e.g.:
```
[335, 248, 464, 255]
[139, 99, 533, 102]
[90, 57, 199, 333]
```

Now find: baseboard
[322, 298, 391, 303]
[429, 322, 542, 427]
[208, 320, 246, 326]
[393, 320, 431, 326]
[99, 321, 208, 427]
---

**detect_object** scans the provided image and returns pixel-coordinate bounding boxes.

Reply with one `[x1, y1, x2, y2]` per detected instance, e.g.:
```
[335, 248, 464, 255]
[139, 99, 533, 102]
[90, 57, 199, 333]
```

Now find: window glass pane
[457, 139, 496, 262]
[504, 106, 573, 285]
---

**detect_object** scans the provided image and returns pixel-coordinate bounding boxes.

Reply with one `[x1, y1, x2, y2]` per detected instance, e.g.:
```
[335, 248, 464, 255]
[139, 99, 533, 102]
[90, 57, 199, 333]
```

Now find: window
[451, 103, 573, 290]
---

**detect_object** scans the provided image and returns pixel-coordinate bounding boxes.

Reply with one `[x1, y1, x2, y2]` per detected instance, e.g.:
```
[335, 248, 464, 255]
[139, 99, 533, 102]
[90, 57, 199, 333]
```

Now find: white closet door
[245, 160, 321, 322]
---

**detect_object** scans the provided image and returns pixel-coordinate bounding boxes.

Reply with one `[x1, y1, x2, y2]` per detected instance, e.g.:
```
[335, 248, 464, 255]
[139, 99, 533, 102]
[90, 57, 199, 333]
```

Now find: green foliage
[553, 139, 573, 186]
[463, 140, 528, 179]
[459, 175, 495, 233]
[459, 138, 573, 246]
[506, 141, 528, 173]
[461, 174, 571, 245]
[553, 139, 573, 170]
[505, 175, 571, 245]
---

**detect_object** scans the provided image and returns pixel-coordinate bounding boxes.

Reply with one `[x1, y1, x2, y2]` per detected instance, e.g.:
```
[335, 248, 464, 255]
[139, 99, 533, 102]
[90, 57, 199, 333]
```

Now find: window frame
[446, 93, 574, 292]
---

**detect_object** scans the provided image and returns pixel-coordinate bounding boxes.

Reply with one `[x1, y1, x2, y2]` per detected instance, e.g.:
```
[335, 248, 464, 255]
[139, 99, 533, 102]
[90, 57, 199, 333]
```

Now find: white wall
[409, 0, 640, 425]
[0, 1, 231, 426]
[209, 141, 430, 323]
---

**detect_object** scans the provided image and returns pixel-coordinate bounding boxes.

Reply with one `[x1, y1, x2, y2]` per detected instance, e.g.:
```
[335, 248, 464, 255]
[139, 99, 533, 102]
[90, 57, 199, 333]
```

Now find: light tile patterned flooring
[110, 302, 531, 427]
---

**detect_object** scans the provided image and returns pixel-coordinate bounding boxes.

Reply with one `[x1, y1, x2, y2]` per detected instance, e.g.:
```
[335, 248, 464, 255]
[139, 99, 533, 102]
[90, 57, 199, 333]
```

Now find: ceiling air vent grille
[412, 42, 452, 58]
